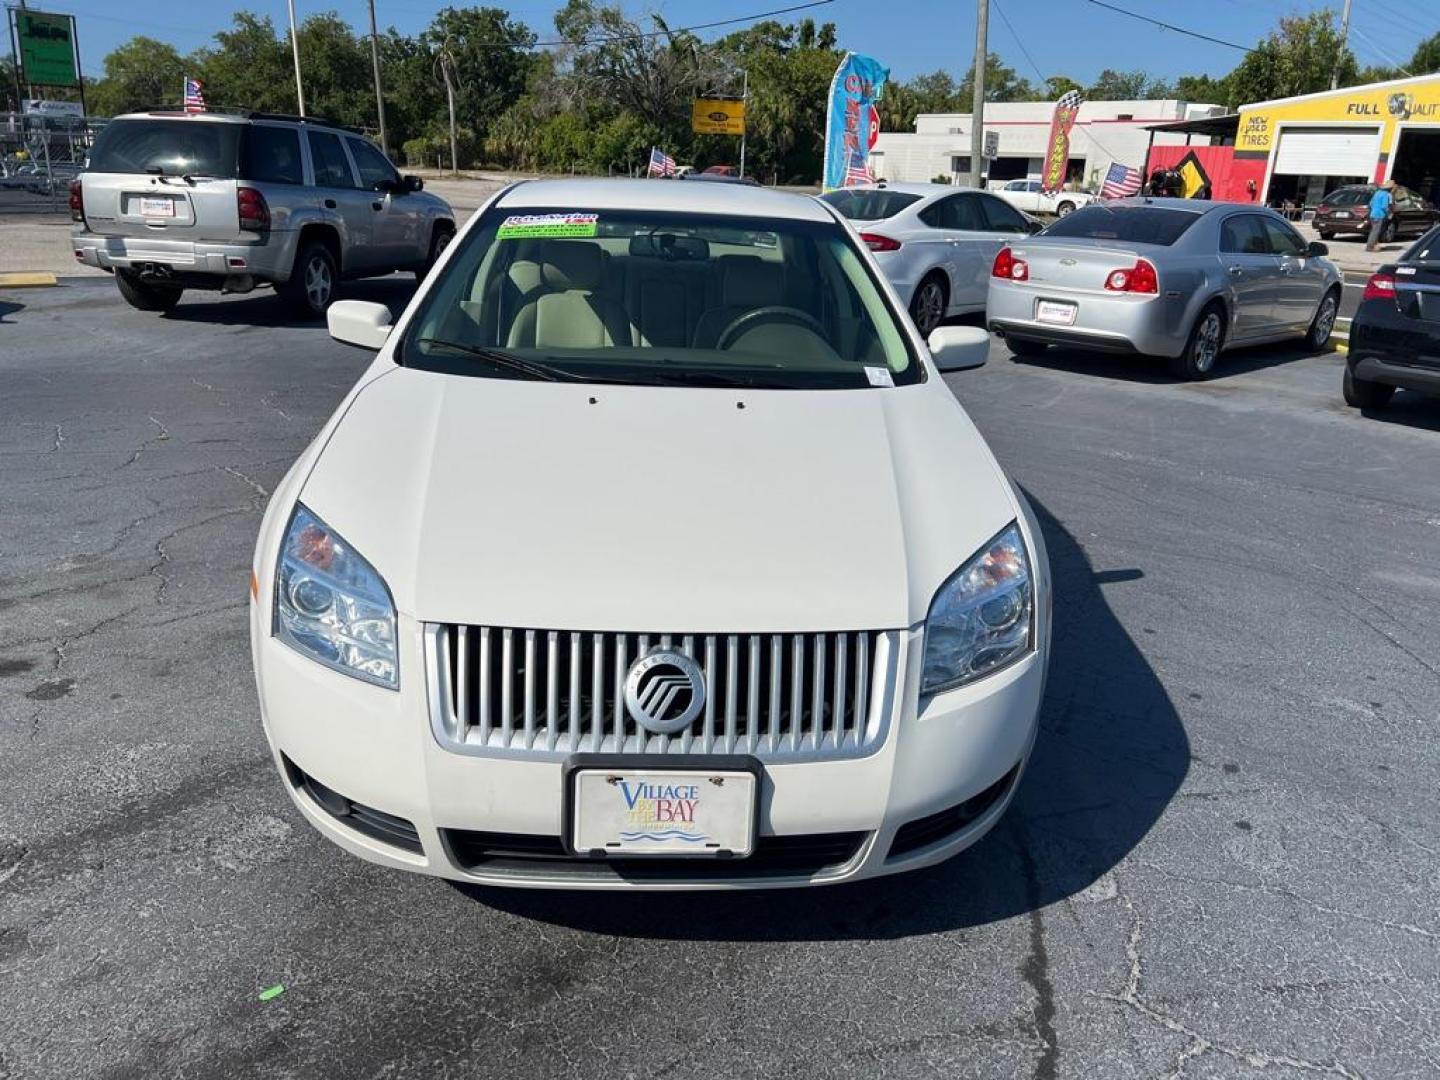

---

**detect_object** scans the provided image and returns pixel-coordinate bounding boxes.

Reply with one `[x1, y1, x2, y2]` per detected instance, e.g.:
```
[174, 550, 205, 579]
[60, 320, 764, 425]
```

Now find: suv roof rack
[128, 107, 356, 132]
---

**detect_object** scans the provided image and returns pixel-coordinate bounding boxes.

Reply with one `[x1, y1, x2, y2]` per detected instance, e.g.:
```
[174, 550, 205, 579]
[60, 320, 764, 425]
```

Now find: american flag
[1101, 162, 1143, 199]
[843, 152, 872, 187]
[183, 77, 206, 113]
[647, 147, 676, 177]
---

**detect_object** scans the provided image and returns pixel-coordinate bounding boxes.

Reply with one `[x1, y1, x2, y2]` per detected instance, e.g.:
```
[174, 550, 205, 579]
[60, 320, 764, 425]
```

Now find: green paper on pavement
[258, 984, 285, 1002]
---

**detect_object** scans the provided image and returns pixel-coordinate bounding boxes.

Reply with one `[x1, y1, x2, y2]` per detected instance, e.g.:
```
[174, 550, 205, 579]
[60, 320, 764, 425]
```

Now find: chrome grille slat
[428, 625, 896, 762]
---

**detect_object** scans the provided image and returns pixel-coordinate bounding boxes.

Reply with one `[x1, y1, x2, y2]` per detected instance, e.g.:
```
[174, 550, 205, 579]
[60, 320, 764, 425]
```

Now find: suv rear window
[1042, 205, 1199, 246]
[821, 189, 922, 221]
[87, 119, 240, 178]
[241, 126, 304, 185]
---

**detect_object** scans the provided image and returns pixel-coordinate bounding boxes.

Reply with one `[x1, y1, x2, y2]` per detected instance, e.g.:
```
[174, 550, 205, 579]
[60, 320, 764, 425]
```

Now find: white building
[871, 99, 1226, 189]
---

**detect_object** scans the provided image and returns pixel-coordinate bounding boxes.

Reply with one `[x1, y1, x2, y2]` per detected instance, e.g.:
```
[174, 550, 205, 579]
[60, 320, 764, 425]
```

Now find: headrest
[721, 257, 784, 308]
[540, 241, 604, 291]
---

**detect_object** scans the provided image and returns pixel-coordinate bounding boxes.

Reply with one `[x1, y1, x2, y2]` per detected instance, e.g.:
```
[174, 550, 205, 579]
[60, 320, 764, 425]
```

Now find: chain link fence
[0, 112, 102, 215]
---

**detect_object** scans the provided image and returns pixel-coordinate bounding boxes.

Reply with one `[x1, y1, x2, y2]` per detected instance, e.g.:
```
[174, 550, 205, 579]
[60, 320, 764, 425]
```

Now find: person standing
[1366, 181, 1394, 252]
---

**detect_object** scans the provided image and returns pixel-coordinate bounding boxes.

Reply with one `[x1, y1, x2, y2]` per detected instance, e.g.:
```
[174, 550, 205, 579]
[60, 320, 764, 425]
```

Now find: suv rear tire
[1342, 367, 1395, 410]
[115, 270, 183, 313]
[279, 241, 338, 317]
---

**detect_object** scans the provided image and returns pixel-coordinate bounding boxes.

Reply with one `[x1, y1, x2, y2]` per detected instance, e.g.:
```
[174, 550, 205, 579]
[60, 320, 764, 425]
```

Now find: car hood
[299, 367, 1018, 632]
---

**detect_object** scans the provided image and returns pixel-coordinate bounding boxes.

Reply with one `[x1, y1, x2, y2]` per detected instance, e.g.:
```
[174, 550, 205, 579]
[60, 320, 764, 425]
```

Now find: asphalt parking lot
[2, 277, 1437, 1079]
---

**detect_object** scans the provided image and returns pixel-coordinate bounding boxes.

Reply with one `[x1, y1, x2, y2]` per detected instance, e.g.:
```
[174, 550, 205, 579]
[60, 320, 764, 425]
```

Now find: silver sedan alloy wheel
[1193, 310, 1222, 372]
[913, 280, 945, 336]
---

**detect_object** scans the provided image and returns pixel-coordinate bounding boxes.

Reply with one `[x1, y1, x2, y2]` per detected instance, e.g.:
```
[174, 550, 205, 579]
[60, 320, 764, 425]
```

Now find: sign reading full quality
[1237, 76, 1440, 159]
[15, 11, 79, 88]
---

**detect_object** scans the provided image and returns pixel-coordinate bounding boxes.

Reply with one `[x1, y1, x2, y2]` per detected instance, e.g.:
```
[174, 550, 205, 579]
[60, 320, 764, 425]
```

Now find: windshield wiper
[414, 338, 634, 384]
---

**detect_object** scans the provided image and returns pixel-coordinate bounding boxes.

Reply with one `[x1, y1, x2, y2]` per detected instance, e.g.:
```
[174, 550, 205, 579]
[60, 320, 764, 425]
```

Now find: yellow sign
[692, 98, 746, 136]
[1236, 75, 1440, 157]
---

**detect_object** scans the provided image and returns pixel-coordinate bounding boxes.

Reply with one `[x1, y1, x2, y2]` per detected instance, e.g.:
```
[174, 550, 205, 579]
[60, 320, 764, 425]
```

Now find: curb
[0, 272, 59, 288]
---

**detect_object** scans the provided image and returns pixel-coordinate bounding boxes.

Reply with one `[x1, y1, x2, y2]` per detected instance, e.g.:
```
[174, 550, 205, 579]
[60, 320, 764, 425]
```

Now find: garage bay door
[1273, 126, 1381, 176]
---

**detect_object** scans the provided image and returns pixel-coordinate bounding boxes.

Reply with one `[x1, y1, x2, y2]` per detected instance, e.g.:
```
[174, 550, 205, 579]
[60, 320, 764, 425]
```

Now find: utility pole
[286, 0, 306, 116]
[739, 68, 748, 179]
[969, 0, 988, 189]
[437, 46, 458, 174]
[367, 0, 388, 155]
[1331, 0, 1353, 91]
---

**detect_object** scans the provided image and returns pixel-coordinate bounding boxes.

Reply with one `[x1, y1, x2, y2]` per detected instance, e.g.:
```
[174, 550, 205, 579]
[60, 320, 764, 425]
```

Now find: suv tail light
[237, 186, 270, 232]
[1103, 258, 1158, 294]
[1362, 272, 1396, 301]
[68, 178, 84, 223]
[859, 231, 900, 252]
[992, 247, 1028, 281]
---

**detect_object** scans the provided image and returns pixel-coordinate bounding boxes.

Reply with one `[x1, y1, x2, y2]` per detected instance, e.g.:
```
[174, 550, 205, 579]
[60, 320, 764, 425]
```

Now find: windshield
[399, 205, 921, 389]
[820, 189, 923, 222]
[1324, 188, 1370, 206]
[1041, 205, 1200, 246]
[87, 119, 241, 177]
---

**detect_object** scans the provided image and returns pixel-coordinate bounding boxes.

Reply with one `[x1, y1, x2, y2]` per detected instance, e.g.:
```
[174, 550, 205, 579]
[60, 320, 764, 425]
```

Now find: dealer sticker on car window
[864, 366, 895, 387]
[497, 212, 599, 240]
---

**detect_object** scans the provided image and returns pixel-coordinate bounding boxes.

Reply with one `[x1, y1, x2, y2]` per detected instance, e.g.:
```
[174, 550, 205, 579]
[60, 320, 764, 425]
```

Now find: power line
[1348, 24, 1412, 76]
[1083, 0, 1253, 53]
[991, 0, 1049, 90]
[516, 0, 837, 50]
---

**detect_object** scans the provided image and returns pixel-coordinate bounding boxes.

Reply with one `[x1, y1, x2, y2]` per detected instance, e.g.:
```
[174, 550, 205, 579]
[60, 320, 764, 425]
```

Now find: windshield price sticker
[497, 212, 599, 239]
[864, 366, 895, 388]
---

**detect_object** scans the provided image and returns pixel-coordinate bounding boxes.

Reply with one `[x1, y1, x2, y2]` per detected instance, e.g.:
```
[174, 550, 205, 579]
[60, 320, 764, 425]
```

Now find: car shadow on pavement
[0, 300, 23, 323]
[158, 277, 418, 330]
[460, 494, 1190, 940]
[1008, 340, 1328, 383]
[1352, 390, 1440, 432]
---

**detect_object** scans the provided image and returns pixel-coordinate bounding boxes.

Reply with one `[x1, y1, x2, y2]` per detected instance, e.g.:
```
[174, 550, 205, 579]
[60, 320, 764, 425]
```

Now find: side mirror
[327, 300, 392, 350]
[403, 174, 424, 193]
[1307, 240, 1328, 257]
[927, 325, 989, 372]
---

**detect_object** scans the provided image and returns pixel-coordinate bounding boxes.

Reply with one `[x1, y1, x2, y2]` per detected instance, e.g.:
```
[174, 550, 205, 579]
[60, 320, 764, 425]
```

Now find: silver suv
[71, 110, 456, 316]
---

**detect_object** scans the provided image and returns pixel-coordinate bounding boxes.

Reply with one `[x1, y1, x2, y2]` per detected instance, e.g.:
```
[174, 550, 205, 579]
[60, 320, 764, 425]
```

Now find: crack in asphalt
[115, 415, 170, 471]
[1097, 882, 1365, 1079]
[1016, 822, 1060, 1080]
[49, 424, 64, 452]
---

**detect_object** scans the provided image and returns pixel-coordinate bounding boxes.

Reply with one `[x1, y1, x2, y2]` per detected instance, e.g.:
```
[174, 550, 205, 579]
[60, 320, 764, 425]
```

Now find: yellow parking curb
[0, 272, 59, 288]
[1333, 341, 1348, 353]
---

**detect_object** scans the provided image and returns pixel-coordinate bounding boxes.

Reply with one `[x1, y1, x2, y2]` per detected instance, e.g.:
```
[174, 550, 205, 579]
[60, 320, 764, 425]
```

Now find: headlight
[921, 523, 1033, 696]
[273, 504, 398, 689]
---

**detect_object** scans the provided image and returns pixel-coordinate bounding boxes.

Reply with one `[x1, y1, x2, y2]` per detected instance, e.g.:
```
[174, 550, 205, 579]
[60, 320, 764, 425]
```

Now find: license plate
[1036, 299, 1077, 325]
[138, 196, 174, 217]
[1333, 211, 1351, 219]
[570, 767, 757, 857]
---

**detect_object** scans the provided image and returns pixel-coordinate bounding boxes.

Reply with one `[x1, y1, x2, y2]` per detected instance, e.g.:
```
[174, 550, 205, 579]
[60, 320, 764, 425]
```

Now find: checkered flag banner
[1055, 89, 1084, 113]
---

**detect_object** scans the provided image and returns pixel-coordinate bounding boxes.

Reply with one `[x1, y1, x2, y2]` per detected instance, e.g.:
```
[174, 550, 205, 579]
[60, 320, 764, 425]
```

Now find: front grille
[443, 828, 867, 881]
[425, 625, 898, 761]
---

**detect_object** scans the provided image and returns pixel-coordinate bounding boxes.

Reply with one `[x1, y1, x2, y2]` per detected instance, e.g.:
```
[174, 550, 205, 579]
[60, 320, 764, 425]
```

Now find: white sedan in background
[822, 182, 1041, 336]
[992, 180, 1095, 218]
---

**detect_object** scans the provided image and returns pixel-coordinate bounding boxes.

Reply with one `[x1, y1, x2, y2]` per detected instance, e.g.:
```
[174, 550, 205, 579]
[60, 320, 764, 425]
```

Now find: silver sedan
[986, 198, 1343, 379]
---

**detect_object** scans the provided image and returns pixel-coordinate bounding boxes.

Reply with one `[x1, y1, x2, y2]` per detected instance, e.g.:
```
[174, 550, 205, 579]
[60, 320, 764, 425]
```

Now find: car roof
[840, 182, 981, 197]
[497, 177, 834, 223]
[1094, 197, 1224, 216]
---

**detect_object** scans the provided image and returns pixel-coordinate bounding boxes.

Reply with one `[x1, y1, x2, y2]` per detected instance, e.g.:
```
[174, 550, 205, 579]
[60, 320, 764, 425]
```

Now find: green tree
[1043, 75, 1083, 100]
[294, 13, 373, 129]
[191, 13, 294, 113]
[1411, 32, 1440, 74]
[959, 53, 1039, 103]
[420, 5, 535, 147]
[89, 36, 188, 116]
[1175, 73, 1229, 107]
[1225, 10, 1356, 104]
[1086, 69, 1169, 100]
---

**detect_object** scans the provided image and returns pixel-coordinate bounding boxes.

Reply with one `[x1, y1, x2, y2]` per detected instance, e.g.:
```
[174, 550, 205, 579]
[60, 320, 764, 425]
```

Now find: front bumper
[251, 611, 1046, 890]
[987, 280, 1185, 358]
[71, 229, 296, 283]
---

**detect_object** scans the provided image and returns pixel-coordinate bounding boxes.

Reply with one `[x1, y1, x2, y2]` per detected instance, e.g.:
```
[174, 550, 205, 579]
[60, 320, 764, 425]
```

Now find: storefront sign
[15, 11, 79, 88]
[691, 98, 746, 137]
[1237, 76, 1440, 157]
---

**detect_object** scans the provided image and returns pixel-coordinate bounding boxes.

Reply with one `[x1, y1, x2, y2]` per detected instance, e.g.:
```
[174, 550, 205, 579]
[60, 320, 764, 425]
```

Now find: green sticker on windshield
[497, 213, 599, 239]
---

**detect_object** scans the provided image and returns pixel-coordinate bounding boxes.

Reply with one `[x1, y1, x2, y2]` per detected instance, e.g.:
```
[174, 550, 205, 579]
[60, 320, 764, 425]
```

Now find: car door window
[347, 137, 399, 190]
[941, 195, 985, 231]
[1220, 215, 1269, 255]
[240, 125, 303, 185]
[977, 195, 1027, 234]
[1261, 217, 1306, 256]
[307, 131, 356, 188]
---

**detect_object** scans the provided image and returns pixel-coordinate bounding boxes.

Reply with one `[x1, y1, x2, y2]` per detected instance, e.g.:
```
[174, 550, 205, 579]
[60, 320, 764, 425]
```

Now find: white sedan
[250, 177, 1050, 889]
[992, 179, 1095, 218]
[821, 182, 1042, 336]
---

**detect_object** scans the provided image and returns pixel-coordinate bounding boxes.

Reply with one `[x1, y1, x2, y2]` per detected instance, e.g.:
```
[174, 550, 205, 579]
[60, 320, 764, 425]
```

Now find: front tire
[115, 270, 183, 313]
[1342, 367, 1395, 410]
[909, 274, 947, 337]
[1169, 301, 1226, 380]
[1055, 201, 1075, 217]
[417, 224, 454, 279]
[1305, 289, 1340, 351]
[279, 241, 337, 317]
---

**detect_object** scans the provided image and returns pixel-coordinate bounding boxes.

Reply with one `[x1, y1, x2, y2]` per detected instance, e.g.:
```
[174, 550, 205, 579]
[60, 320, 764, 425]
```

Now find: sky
[28, 0, 1440, 89]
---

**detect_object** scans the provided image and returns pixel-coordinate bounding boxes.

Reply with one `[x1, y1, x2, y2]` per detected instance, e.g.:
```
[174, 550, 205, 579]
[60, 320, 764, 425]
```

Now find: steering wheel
[715, 306, 827, 351]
